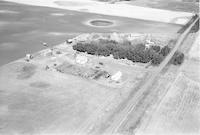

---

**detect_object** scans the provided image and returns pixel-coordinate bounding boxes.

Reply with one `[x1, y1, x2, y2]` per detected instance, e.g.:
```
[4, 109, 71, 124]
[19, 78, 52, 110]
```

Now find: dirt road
[101, 17, 199, 134]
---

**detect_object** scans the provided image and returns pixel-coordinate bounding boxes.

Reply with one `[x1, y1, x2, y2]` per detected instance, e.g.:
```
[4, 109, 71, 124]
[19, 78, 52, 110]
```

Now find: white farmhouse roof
[111, 71, 122, 82]
[75, 55, 88, 64]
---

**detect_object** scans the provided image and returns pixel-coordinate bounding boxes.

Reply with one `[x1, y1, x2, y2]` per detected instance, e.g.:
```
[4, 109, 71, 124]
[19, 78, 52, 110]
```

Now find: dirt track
[97, 17, 199, 135]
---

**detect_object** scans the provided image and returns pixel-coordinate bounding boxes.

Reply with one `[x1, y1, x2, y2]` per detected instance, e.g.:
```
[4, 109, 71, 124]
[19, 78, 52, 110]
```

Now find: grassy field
[0, 32, 180, 134]
[0, 37, 150, 134]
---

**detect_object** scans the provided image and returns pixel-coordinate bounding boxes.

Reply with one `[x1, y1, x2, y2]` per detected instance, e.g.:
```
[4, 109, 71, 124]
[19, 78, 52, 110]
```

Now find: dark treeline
[73, 39, 184, 65]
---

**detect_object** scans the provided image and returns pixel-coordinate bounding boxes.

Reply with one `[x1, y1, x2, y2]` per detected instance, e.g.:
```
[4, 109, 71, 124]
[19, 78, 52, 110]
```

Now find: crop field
[125, 0, 199, 13]
[136, 55, 200, 135]
[189, 34, 200, 60]
[138, 74, 200, 135]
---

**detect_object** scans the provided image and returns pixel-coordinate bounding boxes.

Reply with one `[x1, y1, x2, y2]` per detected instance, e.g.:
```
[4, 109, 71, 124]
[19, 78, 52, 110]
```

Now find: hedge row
[73, 40, 184, 65]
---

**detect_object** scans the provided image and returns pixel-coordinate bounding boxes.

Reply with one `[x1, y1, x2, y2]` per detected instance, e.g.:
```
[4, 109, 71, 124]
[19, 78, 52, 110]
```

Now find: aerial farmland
[0, 0, 199, 135]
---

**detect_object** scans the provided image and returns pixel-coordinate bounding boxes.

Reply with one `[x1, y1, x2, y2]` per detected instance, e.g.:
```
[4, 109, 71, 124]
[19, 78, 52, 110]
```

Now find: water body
[89, 19, 114, 27]
[0, 1, 182, 66]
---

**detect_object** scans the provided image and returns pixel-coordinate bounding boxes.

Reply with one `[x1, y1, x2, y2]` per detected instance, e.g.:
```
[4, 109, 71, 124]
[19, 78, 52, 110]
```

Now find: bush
[151, 53, 164, 65]
[96, 47, 110, 56]
[118, 48, 128, 59]
[150, 45, 161, 53]
[170, 51, 184, 65]
[160, 45, 171, 56]
[134, 43, 146, 51]
[191, 19, 199, 33]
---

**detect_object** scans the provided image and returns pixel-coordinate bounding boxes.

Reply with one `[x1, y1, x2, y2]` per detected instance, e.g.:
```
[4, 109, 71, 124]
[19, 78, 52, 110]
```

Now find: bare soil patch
[54, 1, 90, 7]
[16, 63, 37, 80]
[29, 81, 50, 88]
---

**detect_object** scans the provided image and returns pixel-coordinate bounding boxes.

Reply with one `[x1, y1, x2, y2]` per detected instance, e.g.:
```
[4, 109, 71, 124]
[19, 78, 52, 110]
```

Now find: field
[0, 33, 180, 134]
[0, 1, 199, 135]
[189, 33, 200, 60]
[134, 33, 200, 135]
[0, 60, 147, 134]
[137, 59, 200, 135]
[1, 1, 183, 66]
[124, 0, 199, 13]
